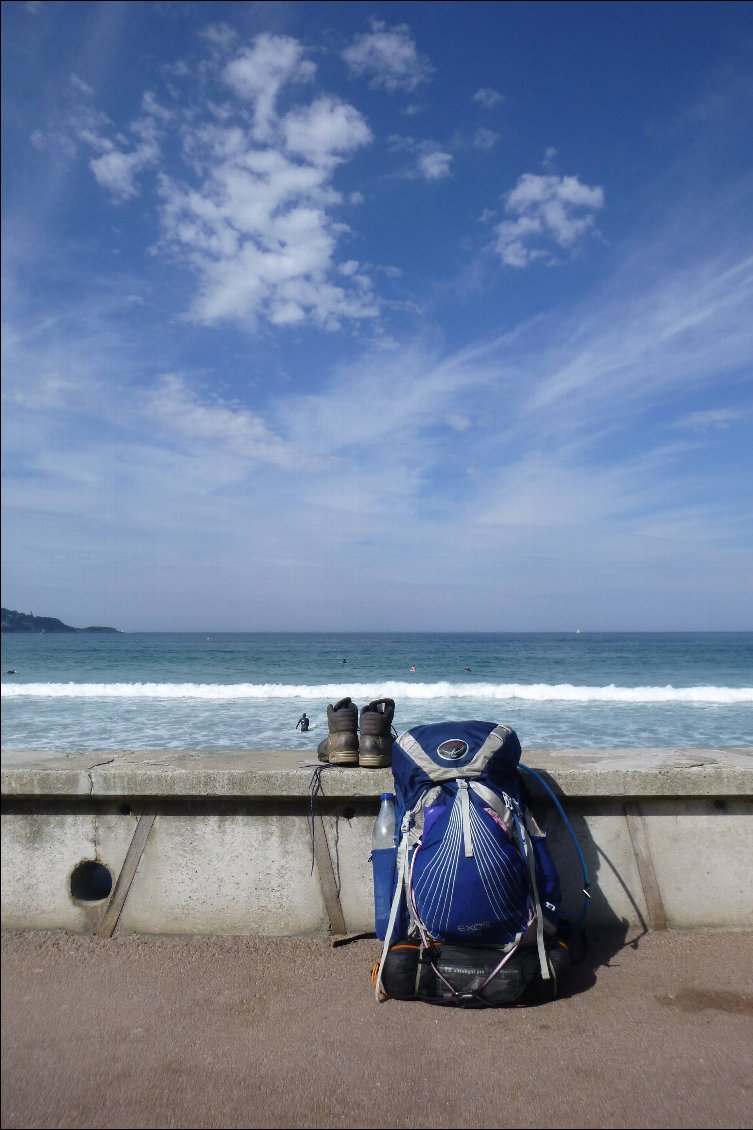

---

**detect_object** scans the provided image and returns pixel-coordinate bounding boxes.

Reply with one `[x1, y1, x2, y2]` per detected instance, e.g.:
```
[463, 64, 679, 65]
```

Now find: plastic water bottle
[372, 793, 396, 940]
[372, 792, 396, 850]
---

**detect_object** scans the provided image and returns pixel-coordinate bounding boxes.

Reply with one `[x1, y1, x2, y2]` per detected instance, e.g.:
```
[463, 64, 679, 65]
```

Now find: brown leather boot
[358, 698, 395, 768]
[317, 697, 359, 766]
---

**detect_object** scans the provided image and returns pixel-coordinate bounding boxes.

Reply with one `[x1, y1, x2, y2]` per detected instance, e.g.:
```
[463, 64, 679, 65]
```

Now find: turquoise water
[2, 632, 751, 752]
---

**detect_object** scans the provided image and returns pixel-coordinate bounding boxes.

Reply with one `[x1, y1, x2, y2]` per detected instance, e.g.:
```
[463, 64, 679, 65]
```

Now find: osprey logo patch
[437, 738, 468, 761]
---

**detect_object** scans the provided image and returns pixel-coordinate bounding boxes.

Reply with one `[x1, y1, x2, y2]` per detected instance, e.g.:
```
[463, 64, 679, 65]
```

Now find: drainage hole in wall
[119, 803, 132, 815]
[70, 861, 113, 902]
[342, 807, 356, 821]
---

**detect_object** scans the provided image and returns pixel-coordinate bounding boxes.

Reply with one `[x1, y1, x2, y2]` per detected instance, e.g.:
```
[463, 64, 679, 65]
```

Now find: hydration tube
[519, 762, 591, 928]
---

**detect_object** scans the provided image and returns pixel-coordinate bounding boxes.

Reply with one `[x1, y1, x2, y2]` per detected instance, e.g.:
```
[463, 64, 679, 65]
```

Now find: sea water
[1, 632, 751, 753]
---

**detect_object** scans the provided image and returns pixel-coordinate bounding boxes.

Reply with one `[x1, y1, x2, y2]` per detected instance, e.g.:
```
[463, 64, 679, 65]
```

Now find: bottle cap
[379, 792, 394, 801]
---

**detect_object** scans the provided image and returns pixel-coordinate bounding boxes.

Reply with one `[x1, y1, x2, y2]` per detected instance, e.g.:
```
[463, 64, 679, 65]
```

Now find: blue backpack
[372, 720, 587, 1007]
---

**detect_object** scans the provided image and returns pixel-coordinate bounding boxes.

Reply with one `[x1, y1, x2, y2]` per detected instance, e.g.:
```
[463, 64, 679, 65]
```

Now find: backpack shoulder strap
[374, 787, 441, 1002]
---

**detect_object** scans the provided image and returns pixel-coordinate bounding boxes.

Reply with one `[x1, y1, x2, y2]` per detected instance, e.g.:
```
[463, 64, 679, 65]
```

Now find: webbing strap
[458, 780, 474, 857]
[374, 823, 414, 1002]
[469, 781, 515, 835]
[477, 936, 523, 993]
[516, 815, 550, 981]
[428, 935, 525, 1005]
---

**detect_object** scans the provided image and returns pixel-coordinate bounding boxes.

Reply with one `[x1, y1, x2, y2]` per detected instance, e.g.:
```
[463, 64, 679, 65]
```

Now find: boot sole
[328, 750, 359, 766]
[358, 754, 392, 768]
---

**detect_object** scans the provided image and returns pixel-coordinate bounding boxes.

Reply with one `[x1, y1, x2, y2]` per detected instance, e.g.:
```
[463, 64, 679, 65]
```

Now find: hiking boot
[317, 697, 359, 766]
[358, 699, 395, 768]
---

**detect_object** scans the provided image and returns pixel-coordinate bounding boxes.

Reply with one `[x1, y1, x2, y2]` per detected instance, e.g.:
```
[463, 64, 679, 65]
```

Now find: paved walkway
[2, 928, 752, 1129]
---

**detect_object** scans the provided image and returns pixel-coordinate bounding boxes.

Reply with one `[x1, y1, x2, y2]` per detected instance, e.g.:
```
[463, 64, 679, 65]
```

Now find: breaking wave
[2, 681, 751, 704]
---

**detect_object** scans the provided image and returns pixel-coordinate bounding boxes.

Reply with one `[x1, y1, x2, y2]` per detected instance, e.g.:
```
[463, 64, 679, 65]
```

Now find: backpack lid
[391, 720, 522, 811]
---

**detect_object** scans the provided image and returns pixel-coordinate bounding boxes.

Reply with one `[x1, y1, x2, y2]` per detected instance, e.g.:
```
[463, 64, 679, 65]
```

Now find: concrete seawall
[2, 747, 751, 937]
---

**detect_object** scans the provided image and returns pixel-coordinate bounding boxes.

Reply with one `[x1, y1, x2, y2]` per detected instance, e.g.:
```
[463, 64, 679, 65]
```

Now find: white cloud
[199, 23, 237, 52]
[417, 149, 453, 181]
[526, 254, 753, 420]
[147, 374, 304, 469]
[279, 334, 508, 460]
[342, 20, 433, 92]
[29, 30, 378, 333]
[475, 453, 639, 529]
[283, 96, 372, 163]
[90, 141, 158, 200]
[5, 10, 752, 633]
[473, 127, 499, 151]
[29, 88, 112, 161]
[86, 92, 170, 200]
[69, 74, 93, 96]
[62, 32, 378, 331]
[389, 135, 454, 181]
[672, 407, 745, 430]
[222, 33, 315, 141]
[472, 87, 504, 109]
[4, 227, 751, 631]
[495, 172, 605, 266]
[158, 104, 377, 328]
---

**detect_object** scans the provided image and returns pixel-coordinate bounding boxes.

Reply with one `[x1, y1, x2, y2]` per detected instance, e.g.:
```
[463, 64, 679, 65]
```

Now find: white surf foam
[2, 681, 751, 704]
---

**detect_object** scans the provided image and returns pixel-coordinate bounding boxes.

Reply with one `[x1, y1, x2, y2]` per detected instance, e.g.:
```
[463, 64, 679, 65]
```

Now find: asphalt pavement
[2, 927, 752, 1129]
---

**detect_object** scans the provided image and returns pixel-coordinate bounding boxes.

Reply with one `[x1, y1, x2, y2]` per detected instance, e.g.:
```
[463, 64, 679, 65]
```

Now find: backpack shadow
[522, 767, 651, 1001]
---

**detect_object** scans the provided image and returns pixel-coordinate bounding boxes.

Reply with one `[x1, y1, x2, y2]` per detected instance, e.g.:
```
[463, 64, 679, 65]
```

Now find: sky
[1, 0, 752, 633]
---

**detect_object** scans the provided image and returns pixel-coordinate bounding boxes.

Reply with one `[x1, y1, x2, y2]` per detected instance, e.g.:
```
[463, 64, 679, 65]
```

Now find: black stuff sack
[374, 937, 572, 1008]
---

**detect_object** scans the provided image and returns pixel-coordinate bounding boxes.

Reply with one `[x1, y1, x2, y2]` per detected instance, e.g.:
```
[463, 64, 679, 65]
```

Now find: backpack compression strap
[470, 781, 549, 981]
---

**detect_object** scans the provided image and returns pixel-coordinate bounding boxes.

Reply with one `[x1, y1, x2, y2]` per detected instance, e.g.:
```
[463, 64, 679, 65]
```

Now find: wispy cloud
[524, 254, 753, 425]
[147, 374, 312, 470]
[473, 127, 500, 152]
[472, 87, 504, 110]
[3, 220, 751, 628]
[671, 407, 746, 431]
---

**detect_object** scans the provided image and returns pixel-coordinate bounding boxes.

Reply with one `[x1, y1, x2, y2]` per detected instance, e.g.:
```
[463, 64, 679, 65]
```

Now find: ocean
[1, 632, 751, 753]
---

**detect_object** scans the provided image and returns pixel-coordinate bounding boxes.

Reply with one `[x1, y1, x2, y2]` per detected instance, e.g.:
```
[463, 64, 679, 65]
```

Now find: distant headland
[1, 608, 121, 634]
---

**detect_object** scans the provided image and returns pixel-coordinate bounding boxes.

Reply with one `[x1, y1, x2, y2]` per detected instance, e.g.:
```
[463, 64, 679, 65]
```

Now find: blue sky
[2, 0, 752, 632]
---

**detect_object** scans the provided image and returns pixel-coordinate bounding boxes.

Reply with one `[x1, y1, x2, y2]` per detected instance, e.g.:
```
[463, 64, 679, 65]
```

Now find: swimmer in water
[296, 712, 311, 732]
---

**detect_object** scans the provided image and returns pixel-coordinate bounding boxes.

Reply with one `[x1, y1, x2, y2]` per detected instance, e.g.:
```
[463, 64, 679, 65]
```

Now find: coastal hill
[1, 608, 121, 634]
